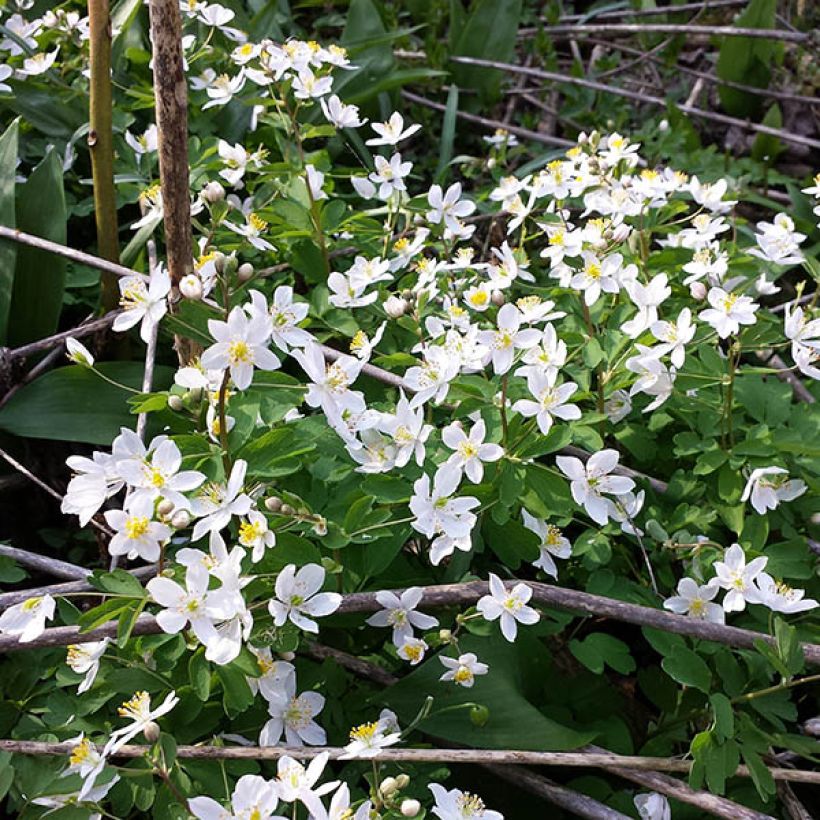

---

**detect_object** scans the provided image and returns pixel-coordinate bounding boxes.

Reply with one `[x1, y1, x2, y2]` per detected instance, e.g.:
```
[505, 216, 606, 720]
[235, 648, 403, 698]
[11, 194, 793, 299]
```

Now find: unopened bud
[804, 717, 820, 737]
[179, 274, 203, 300]
[265, 496, 283, 513]
[171, 510, 191, 529]
[610, 223, 630, 244]
[439, 629, 453, 643]
[201, 180, 226, 203]
[384, 295, 407, 319]
[469, 704, 490, 727]
[167, 394, 184, 412]
[278, 651, 295, 661]
[487, 157, 496, 170]
[689, 281, 707, 301]
[237, 262, 254, 282]
[142, 721, 160, 743]
[379, 777, 398, 797]
[312, 516, 327, 536]
[157, 499, 175, 517]
[280, 504, 294, 516]
[401, 799, 421, 817]
[491, 289, 505, 307]
[395, 774, 410, 789]
[223, 254, 239, 276]
[401, 289, 414, 302]
[213, 252, 227, 274]
[658, 119, 669, 133]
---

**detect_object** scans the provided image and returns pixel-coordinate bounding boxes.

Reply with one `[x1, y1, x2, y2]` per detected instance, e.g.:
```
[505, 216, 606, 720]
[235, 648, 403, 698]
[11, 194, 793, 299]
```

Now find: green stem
[732, 673, 820, 704]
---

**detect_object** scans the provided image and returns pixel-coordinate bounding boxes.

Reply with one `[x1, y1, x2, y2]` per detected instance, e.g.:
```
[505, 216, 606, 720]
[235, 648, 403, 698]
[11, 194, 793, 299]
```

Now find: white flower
[190, 774, 284, 820]
[410, 468, 479, 540]
[522, 511, 571, 579]
[682, 244, 728, 285]
[195, 3, 235, 26]
[622, 274, 671, 338]
[625, 346, 677, 412]
[663, 578, 724, 624]
[604, 389, 632, 423]
[218, 140, 254, 187]
[477, 303, 541, 375]
[203, 71, 246, 109]
[366, 587, 438, 647]
[292, 69, 333, 99]
[397, 636, 429, 665]
[571, 251, 621, 306]
[291, 342, 364, 418]
[238, 509, 276, 562]
[104, 495, 171, 562]
[404, 346, 460, 407]
[113, 269, 171, 343]
[260, 675, 326, 747]
[429, 784, 503, 820]
[651, 307, 695, 368]
[66, 639, 110, 694]
[246, 287, 311, 353]
[341, 714, 402, 759]
[598, 132, 640, 167]
[748, 573, 818, 615]
[268, 564, 342, 634]
[512, 370, 581, 435]
[125, 124, 158, 157]
[713, 544, 768, 612]
[321, 784, 373, 820]
[635, 792, 671, 820]
[555, 449, 635, 525]
[440, 419, 504, 484]
[784, 304, 820, 361]
[515, 323, 567, 379]
[0, 594, 56, 643]
[439, 653, 488, 688]
[369, 152, 412, 200]
[320, 94, 365, 128]
[327, 271, 378, 309]
[366, 112, 421, 146]
[741, 467, 806, 515]
[699, 288, 759, 338]
[66, 337, 95, 367]
[749, 213, 805, 265]
[430, 534, 473, 567]
[190, 459, 254, 541]
[18, 49, 59, 77]
[61, 452, 123, 526]
[64, 734, 107, 801]
[248, 648, 295, 704]
[427, 182, 476, 233]
[225, 211, 275, 251]
[477, 573, 539, 642]
[376, 391, 432, 468]
[104, 691, 179, 755]
[201, 306, 280, 390]
[306, 164, 327, 201]
[276, 752, 338, 817]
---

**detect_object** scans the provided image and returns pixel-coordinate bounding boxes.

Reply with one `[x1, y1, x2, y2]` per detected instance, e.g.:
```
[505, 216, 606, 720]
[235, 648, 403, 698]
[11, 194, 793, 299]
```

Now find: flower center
[229, 340, 252, 364]
[125, 516, 150, 540]
[349, 721, 379, 743]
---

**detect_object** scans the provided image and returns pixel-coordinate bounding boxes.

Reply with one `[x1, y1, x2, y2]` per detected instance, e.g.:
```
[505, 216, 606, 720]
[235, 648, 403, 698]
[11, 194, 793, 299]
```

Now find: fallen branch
[0, 545, 90, 581]
[6, 312, 120, 363]
[3, 579, 819, 665]
[520, 23, 809, 43]
[445, 56, 820, 151]
[558, 0, 747, 22]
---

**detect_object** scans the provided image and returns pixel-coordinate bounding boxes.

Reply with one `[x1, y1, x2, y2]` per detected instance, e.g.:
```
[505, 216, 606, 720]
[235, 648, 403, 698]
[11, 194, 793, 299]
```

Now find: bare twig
[7, 312, 120, 362]
[776, 781, 813, 820]
[0, 565, 157, 610]
[520, 23, 809, 43]
[445, 57, 820, 151]
[401, 90, 575, 148]
[558, 0, 747, 22]
[4, 579, 820, 664]
[88, 0, 120, 312]
[0, 544, 90, 581]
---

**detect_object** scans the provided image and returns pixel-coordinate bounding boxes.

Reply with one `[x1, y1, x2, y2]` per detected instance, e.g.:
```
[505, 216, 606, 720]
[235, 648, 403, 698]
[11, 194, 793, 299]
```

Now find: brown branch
[558, 0, 747, 22]
[0, 544, 90, 581]
[520, 23, 809, 42]
[401, 90, 575, 149]
[7, 312, 120, 362]
[445, 57, 820, 151]
[756, 351, 815, 405]
[88, 0, 120, 312]
[3, 580, 819, 666]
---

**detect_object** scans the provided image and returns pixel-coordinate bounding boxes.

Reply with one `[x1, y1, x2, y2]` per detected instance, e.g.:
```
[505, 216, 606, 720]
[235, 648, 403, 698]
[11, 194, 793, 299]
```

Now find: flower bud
[610, 223, 631, 244]
[312, 516, 328, 536]
[491, 289, 505, 307]
[179, 274, 203, 300]
[171, 510, 191, 529]
[401, 289, 415, 302]
[379, 777, 398, 797]
[395, 774, 410, 789]
[167, 394, 184, 412]
[157, 499, 175, 517]
[659, 119, 670, 133]
[487, 157, 496, 170]
[265, 496, 283, 513]
[689, 281, 707, 300]
[223, 254, 239, 277]
[201, 180, 226, 203]
[237, 262, 254, 282]
[401, 799, 421, 817]
[469, 704, 490, 727]
[384, 295, 407, 319]
[439, 629, 453, 643]
[213, 252, 227, 274]
[278, 651, 295, 661]
[280, 504, 295, 516]
[142, 721, 161, 743]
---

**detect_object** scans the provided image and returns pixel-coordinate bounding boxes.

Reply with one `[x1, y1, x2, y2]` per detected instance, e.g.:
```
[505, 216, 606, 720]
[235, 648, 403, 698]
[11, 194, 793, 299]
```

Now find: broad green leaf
[661, 647, 712, 693]
[710, 693, 735, 742]
[6, 149, 66, 347]
[435, 85, 459, 182]
[384, 633, 593, 751]
[751, 103, 784, 163]
[570, 633, 636, 675]
[0, 363, 174, 445]
[0, 118, 18, 343]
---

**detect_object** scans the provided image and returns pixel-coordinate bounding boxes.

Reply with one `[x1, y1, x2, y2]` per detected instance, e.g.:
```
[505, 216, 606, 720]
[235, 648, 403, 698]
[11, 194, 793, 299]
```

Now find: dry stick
[0, 446, 111, 537]
[7, 312, 120, 362]
[0, 740, 816, 783]
[0, 565, 157, 610]
[520, 23, 809, 42]
[4, 579, 820, 665]
[756, 351, 815, 405]
[445, 56, 820, 151]
[401, 90, 575, 149]
[557, 0, 747, 22]
[776, 781, 813, 820]
[87, 0, 120, 312]
[0, 544, 90, 581]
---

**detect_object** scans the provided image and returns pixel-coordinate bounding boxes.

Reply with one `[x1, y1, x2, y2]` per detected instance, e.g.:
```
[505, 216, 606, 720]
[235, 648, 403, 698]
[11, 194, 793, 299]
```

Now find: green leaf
[234, 427, 315, 478]
[0, 118, 19, 343]
[0, 363, 174, 445]
[751, 103, 784, 163]
[661, 647, 712, 693]
[740, 745, 776, 800]
[435, 85, 459, 182]
[216, 663, 254, 716]
[570, 633, 636, 675]
[482, 513, 540, 568]
[6, 148, 66, 347]
[189, 650, 211, 702]
[384, 632, 593, 751]
[710, 693, 735, 742]
[89, 569, 146, 598]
